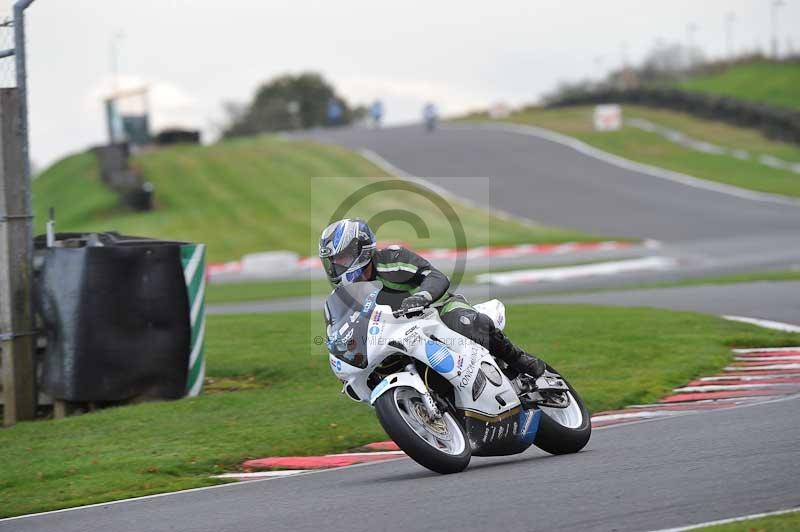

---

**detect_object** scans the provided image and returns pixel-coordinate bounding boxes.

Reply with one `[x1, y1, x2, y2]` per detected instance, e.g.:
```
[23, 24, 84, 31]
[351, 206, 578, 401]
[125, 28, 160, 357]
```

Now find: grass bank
[678, 61, 800, 111]
[32, 137, 600, 263]
[1, 305, 797, 517]
[467, 105, 800, 197]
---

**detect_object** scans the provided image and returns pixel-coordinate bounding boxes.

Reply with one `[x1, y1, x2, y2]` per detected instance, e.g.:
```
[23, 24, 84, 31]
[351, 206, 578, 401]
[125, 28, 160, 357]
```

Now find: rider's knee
[473, 311, 496, 335]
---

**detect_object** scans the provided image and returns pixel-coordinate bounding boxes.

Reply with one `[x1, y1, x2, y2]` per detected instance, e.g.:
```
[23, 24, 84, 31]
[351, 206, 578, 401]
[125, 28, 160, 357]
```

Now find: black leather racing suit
[369, 245, 535, 370]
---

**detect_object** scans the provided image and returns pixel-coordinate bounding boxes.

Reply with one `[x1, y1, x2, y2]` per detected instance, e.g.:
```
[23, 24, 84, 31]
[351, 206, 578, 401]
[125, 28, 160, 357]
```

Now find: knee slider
[473, 311, 496, 335]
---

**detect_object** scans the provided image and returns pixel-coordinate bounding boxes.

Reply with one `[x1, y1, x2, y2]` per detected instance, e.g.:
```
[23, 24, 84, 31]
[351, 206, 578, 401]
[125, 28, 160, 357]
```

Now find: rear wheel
[533, 367, 591, 455]
[374, 387, 471, 474]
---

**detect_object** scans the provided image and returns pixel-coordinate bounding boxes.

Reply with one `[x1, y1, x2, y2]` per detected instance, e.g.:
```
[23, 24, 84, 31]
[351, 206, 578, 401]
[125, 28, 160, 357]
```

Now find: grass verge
[464, 104, 800, 197]
[204, 259, 610, 304]
[206, 268, 800, 305]
[1, 305, 798, 517]
[33, 137, 600, 263]
[696, 509, 800, 531]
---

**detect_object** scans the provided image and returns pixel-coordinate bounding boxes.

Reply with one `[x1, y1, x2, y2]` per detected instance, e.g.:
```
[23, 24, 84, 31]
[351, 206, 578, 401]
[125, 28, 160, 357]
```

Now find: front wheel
[374, 387, 471, 474]
[533, 366, 591, 455]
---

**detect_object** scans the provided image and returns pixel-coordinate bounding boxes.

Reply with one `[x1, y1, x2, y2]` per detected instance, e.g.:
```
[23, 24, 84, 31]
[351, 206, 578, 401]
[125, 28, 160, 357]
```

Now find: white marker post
[593, 104, 622, 131]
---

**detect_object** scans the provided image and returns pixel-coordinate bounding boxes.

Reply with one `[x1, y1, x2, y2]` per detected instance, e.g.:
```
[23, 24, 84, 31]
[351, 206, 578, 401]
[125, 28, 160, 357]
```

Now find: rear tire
[533, 366, 591, 455]
[375, 387, 471, 474]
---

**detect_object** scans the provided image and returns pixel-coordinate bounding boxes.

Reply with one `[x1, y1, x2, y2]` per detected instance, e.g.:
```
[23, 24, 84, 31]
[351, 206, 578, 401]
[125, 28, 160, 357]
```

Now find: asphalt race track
[8, 124, 799, 531]
[208, 281, 800, 325]
[5, 395, 799, 532]
[209, 123, 800, 323]
[307, 124, 800, 243]
[515, 281, 800, 324]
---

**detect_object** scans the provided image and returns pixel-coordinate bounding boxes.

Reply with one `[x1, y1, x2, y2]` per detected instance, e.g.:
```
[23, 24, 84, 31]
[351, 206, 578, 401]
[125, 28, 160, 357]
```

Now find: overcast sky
[4, 0, 799, 169]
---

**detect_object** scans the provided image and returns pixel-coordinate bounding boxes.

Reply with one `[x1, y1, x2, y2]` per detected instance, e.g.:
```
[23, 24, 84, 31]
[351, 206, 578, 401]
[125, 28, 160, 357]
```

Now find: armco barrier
[547, 87, 800, 145]
[34, 232, 206, 402]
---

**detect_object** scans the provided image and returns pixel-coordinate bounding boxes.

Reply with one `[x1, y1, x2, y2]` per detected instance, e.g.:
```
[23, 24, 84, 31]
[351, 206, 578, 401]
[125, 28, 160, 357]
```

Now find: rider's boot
[489, 329, 546, 378]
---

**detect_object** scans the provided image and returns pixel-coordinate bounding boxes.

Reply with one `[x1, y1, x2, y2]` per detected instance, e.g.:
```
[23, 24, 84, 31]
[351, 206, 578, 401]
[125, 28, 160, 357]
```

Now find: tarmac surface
[6, 394, 799, 532]
[306, 123, 800, 243]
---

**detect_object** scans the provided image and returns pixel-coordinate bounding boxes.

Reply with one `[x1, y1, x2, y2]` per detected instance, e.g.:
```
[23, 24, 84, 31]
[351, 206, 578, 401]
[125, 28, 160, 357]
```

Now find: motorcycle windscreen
[323, 281, 382, 369]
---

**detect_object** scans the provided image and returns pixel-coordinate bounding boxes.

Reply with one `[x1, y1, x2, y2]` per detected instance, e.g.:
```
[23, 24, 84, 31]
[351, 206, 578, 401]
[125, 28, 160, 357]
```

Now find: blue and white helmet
[319, 218, 377, 286]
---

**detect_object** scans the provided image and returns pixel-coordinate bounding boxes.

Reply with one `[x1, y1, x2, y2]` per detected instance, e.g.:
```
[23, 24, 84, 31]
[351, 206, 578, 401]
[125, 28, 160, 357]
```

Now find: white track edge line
[648, 505, 800, 532]
[451, 122, 800, 207]
[0, 456, 408, 523]
[722, 315, 800, 333]
[733, 346, 800, 353]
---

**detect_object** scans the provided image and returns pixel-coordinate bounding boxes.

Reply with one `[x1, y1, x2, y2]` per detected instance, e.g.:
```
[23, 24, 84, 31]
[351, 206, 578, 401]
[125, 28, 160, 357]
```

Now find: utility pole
[725, 12, 736, 61]
[686, 23, 698, 68]
[110, 32, 124, 93]
[0, 0, 37, 426]
[0, 89, 36, 425]
[771, 0, 785, 59]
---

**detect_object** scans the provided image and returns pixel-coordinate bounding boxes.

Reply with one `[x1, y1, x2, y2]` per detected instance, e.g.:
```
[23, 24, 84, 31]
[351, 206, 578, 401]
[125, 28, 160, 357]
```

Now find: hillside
[678, 61, 800, 111]
[32, 137, 599, 262]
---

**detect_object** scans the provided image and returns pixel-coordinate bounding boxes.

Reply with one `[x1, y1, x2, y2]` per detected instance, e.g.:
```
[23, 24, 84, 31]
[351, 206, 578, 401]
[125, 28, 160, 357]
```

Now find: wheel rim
[539, 391, 584, 429]
[393, 387, 466, 455]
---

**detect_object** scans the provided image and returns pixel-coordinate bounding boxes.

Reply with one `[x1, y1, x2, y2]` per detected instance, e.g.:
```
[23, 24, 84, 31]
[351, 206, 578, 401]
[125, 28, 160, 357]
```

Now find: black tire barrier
[33, 232, 198, 402]
[154, 129, 201, 145]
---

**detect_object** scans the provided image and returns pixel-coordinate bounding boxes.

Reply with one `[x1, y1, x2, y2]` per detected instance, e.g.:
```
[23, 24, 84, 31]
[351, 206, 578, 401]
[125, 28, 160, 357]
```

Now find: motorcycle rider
[319, 218, 546, 378]
[422, 102, 438, 131]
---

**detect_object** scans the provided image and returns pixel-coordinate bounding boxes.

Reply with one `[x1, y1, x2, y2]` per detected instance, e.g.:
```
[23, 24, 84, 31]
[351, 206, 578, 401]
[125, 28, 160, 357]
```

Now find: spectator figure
[327, 99, 343, 126]
[423, 102, 438, 132]
[370, 100, 384, 128]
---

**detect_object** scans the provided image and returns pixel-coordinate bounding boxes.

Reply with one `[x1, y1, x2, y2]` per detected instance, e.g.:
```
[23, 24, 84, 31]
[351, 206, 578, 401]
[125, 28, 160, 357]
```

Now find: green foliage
[31, 152, 118, 232]
[679, 61, 800, 111]
[0, 306, 797, 517]
[222, 72, 354, 137]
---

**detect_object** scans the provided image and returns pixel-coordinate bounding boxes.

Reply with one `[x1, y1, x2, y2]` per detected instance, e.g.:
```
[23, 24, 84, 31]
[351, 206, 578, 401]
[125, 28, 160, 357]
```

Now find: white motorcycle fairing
[326, 282, 542, 456]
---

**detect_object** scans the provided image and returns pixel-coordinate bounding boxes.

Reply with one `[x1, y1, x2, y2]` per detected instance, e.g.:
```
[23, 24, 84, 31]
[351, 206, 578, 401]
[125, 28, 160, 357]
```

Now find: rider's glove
[400, 292, 432, 315]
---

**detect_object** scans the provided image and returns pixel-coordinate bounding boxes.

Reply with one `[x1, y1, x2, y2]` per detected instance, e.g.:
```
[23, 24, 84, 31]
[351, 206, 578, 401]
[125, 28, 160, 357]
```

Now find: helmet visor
[321, 239, 360, 279]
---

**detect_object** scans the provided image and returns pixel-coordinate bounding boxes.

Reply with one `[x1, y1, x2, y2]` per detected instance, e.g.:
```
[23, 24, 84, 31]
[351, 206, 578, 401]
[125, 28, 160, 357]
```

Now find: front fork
[407, 363, 442, 420]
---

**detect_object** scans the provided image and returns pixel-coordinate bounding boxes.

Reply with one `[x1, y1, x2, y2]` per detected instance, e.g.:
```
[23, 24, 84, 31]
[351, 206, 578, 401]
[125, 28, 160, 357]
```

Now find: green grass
[206, 267, 800, 305]
[1, 305, 798, 517]
[508, 270, 800, 300]
[32, 137, 599, 263]
[204, 259, 609, 304]
[609, 270, 800, 291]
[696, 510, 800, 531]
[623, 106, 800, 163]
[467, 105, 800, 197]
[31, 152, 119, 229]
[678, 61, 800, 111]
[206, 277, 331, 303]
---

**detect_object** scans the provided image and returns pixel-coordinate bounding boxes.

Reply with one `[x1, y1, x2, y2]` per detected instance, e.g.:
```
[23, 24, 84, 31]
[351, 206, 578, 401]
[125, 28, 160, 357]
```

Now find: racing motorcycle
[324, 281, 591, 474]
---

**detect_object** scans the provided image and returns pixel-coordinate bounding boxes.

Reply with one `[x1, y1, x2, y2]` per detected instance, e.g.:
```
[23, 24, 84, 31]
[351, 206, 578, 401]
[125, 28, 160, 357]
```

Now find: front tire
[533, 366, 591, 455]
[374, 387, 471, 474]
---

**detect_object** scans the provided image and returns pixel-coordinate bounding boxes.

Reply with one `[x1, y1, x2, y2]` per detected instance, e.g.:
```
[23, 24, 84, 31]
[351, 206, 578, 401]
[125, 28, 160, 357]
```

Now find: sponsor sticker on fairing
[456, 351, 479, 390]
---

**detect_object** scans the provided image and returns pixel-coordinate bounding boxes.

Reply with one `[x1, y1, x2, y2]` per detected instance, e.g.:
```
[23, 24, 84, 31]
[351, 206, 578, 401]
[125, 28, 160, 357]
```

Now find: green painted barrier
[181, 243, 207, 396]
